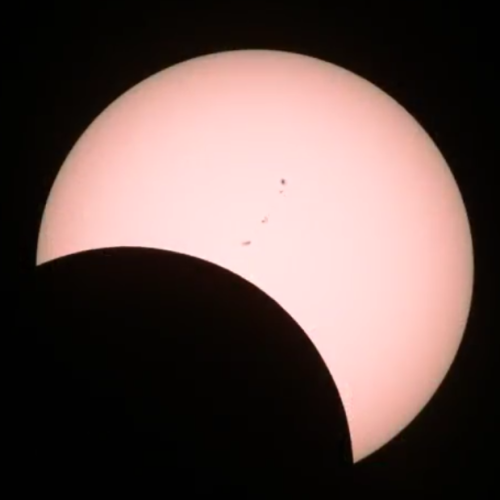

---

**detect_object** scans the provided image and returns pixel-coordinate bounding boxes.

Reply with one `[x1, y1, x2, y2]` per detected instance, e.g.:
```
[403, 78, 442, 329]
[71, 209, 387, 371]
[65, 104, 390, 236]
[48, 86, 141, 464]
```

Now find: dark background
[6, 2, 497, 495]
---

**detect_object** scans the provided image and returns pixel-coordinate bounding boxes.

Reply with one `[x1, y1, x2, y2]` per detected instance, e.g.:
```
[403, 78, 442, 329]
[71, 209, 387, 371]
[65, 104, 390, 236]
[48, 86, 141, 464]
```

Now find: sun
[37, 49, 474, 462]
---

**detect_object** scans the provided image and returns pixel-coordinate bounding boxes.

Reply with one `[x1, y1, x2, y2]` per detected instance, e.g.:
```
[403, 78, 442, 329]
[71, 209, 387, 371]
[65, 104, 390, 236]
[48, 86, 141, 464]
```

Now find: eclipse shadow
[16, 247, 352, 496]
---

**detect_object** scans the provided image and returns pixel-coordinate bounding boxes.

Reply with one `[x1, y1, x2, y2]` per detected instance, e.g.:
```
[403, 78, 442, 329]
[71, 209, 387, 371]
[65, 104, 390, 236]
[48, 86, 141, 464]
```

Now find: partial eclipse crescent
[37, 49, 474, 462]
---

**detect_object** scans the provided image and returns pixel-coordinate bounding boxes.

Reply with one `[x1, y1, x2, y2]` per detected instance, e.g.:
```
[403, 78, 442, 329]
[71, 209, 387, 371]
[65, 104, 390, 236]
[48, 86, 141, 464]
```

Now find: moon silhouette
[20, 247, 353, 493]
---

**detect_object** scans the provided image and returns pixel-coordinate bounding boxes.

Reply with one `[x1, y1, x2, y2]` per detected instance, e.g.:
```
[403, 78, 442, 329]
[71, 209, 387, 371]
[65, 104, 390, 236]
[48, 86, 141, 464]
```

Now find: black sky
[6, 2, 497, 495]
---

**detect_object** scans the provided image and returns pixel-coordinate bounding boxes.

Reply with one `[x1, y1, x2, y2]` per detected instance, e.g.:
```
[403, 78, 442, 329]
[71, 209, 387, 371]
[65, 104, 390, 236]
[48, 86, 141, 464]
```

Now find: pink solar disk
[37, 49, 474, 462]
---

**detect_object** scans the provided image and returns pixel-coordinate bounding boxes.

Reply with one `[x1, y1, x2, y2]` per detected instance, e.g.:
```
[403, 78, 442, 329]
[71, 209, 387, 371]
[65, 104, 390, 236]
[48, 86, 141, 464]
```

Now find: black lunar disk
[16, 247, 353, 496]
